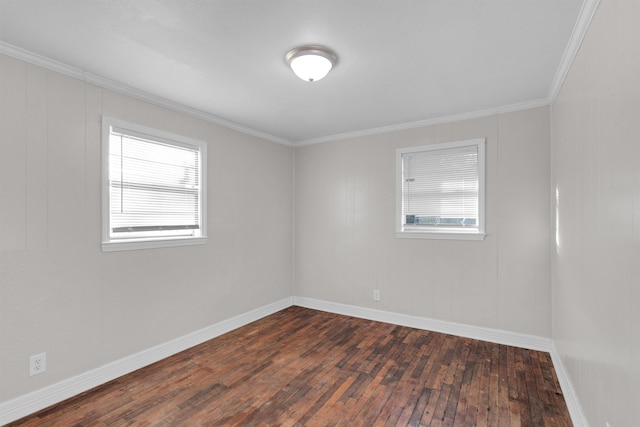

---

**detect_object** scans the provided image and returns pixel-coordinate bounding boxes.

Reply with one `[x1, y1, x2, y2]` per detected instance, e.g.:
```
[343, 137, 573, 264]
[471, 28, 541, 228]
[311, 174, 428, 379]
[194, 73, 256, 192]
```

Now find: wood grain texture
[7, 307, 572, 426]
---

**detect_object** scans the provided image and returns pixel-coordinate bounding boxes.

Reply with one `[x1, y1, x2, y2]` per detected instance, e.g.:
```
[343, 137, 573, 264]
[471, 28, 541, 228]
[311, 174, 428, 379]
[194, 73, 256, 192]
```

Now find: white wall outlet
[373, 289, 381, 301]
[29, 352, 46, 376]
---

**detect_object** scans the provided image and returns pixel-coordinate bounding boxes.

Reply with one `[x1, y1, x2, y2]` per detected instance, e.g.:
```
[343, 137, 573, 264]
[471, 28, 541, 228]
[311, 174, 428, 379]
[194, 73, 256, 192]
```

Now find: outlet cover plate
[30, 352, 46, 376]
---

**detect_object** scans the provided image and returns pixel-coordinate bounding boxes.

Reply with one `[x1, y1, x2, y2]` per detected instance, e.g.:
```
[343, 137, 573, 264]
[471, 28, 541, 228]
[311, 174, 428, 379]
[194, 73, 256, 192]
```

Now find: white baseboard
[294, 297, 589, 426]
[0, 297, 293, 425]
[294, 296, 552, 351]
[2, 296, 585, 427]
[549, 342, 589, 427]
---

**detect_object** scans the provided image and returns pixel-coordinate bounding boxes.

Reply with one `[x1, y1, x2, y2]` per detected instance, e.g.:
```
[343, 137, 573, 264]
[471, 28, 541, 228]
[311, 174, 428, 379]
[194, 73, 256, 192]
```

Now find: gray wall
[295, 107, 551, 338]
[0, 54, 294, 401]
[551, 0, 640, 425]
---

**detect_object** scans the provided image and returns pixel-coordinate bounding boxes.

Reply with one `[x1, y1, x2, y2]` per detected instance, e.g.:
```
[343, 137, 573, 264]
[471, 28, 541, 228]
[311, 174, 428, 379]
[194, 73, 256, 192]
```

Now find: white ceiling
[0, 0, 589, 145]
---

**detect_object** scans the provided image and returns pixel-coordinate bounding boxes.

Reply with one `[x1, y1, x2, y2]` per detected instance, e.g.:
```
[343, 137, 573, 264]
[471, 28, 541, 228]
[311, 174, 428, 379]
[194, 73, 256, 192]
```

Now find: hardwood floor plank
[408, 387, 431, 426]
[419, 387, 441, 426]
[7, 307, 572, 426]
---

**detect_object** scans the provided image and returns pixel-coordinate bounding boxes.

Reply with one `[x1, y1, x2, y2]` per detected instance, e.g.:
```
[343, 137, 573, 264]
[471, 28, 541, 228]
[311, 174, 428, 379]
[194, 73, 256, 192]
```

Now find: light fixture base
[286, 45, 338, 82]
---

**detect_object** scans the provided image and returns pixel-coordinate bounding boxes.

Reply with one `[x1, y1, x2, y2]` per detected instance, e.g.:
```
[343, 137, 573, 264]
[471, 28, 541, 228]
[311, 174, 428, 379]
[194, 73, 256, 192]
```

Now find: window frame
[396, 138, 486, 240]
[101, 116, 207, 252]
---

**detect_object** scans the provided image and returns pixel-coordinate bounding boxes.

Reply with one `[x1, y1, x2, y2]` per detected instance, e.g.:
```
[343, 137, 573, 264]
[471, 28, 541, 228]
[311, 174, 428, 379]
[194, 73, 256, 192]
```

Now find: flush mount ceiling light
[286, 45, 337, 82]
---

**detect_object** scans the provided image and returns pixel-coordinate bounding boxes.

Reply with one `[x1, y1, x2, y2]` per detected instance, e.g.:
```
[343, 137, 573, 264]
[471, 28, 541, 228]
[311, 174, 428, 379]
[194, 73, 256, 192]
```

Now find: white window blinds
[109, 130, 201, 235]
[102, 117, 207, 251]
[402, 145, 478, 228]
[397, 138, 485, 239]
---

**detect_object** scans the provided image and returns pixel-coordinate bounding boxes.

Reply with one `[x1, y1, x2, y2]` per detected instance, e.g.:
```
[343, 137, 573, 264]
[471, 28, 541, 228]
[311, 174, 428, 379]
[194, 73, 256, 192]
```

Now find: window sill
[101, 236, 207, 252]
[396, 231, 486, 241]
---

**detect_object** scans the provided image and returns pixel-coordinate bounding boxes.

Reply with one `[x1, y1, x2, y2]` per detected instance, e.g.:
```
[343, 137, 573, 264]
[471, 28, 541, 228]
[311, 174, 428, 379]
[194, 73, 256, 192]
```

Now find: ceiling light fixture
[286, 45, 337, 82]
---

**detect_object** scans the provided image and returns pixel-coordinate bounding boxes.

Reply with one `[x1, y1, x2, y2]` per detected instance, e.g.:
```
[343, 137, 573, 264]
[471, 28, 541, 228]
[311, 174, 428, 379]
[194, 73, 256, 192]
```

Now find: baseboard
[0, 297, 294, 425]
[293, 296, 552, 352]
[3, 296, 582, 426]
[549, 342, 589, 427]
[293, 297, 593, 426]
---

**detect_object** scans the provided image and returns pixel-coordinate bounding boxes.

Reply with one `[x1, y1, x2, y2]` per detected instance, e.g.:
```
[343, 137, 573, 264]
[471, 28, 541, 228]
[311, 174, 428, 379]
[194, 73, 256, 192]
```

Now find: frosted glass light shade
[290, 54, 332, 82]
[286, 46, 337, 82]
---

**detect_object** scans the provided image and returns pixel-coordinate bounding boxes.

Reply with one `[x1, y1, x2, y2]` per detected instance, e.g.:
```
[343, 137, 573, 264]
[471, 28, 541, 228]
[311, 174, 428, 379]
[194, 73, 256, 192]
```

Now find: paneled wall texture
[295, 108, 551, 338]
[3, 2, 639, 424]
[551, 0, 640, 425]
[0, 54, 294, 401]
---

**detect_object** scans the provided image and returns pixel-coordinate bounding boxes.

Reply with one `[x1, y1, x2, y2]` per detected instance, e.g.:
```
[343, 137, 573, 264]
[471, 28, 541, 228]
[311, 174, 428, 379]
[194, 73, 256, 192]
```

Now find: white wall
[0, 54, 293, 402]
[295, 107, 551, 337]
[551, 0, 640, 425]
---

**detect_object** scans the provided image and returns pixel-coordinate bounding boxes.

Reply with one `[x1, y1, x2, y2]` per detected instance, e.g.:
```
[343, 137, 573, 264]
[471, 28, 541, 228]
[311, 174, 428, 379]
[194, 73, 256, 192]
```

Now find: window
[396, 138, 485, 240]
[101, 117, 207, 251]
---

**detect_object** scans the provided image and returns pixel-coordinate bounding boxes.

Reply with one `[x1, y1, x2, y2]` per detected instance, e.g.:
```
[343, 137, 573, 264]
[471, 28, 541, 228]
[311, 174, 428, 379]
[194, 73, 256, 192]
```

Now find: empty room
[0, 0, 638, 426]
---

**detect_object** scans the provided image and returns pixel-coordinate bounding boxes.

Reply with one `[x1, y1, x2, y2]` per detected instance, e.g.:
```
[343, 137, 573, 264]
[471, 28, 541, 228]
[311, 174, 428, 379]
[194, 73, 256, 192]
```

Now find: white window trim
[396, 138, 486, 241]
[101, 116, 207, 252]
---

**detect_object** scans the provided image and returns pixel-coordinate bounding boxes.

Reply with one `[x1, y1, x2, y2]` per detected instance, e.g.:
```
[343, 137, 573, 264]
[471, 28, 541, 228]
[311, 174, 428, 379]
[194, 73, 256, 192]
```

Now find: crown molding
[0, 41, 294, 147]
[547, 0, 601, 102]
[293, 0, 600, 147]
[1, 0, 599, 149]
[293, 98, 551, 146]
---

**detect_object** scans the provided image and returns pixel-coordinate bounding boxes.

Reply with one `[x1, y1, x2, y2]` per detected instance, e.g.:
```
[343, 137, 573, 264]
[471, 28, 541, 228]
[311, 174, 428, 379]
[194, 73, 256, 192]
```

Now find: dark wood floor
[8, 306, 572, 426]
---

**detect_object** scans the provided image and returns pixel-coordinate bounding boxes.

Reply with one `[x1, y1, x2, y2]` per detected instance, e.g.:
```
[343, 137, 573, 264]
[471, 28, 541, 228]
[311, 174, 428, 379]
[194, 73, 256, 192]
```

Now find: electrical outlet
[605, 422, 611, 427]
[373, 289, 381, 301]
[30, 352, 46, 376]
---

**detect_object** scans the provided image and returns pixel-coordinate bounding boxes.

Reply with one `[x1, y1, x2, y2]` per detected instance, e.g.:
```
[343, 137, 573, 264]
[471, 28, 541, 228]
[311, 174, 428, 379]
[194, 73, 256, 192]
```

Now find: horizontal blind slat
[402, 144, 479, 227]
[109, 131, 201, 237]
